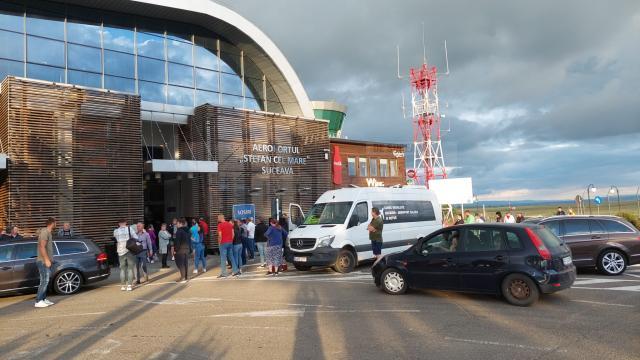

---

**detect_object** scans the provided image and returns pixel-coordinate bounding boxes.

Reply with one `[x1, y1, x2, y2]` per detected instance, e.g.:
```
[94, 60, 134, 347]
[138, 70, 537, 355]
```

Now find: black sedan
[0, 237, 110, 296]
[372, 223, 576, 306]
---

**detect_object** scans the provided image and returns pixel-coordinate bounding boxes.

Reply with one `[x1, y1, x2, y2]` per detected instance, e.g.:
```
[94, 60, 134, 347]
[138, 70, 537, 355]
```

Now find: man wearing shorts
[368, 207, 383, 260]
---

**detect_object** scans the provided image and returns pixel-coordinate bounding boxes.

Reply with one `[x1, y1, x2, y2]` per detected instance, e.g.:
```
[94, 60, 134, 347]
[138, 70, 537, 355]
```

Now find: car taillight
[525, 228, 551, 261]
[96, 253, 108, 262]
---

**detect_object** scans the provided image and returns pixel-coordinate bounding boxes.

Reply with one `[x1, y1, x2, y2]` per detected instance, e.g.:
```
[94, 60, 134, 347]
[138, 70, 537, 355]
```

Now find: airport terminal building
[0, 0, 333, 248]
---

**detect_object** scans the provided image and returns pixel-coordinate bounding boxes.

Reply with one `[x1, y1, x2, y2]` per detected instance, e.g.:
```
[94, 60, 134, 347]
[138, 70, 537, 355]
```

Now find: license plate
[294, 257, 307, 262]
[563, 256, 572, 265]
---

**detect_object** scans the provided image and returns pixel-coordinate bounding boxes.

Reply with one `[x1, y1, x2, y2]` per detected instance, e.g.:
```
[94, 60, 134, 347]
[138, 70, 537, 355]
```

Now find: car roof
[530, 215, 624, 222]
[0, 237, 89, 245]
[443, 223, 540, 231]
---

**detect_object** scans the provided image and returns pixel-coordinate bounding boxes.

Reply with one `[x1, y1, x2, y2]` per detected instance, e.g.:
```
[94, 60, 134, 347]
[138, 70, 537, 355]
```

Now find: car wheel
[294, 264, 312, 271]
[598, 250, 627, 275]
[54, 269, 83, 295]
[501, 274, 539, 306]
[334, 249, 356, 273]
[381, 268, 407, 295]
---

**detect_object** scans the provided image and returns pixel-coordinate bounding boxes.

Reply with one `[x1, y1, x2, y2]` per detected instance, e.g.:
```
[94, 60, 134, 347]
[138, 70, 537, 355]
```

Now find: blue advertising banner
[233, 204, 256, 220]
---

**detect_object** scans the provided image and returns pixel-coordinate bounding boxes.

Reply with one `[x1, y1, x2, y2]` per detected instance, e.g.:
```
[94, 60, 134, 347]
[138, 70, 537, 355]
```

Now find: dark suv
[526, 215, 640, 275]
[0, 237, 110, 295]
[372, 223, 576, 306]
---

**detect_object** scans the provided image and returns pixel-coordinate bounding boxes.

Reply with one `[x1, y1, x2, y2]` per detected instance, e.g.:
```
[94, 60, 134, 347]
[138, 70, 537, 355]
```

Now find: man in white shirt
[503, 212, 516, 224]
[242, 218, 256, 260]
[113, 219, 138, 291]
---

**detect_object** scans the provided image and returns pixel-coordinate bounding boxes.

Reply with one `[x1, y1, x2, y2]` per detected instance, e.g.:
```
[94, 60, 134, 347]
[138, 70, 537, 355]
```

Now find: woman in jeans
[232, 219, 244, 274]
[265, 218, 288, 276]
[192, 224, 207, 274]
[158, 223, 171, 269]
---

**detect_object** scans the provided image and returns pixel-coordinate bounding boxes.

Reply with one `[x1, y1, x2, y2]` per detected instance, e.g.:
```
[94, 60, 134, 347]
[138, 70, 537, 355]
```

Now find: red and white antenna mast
[398, 33, 449, 187]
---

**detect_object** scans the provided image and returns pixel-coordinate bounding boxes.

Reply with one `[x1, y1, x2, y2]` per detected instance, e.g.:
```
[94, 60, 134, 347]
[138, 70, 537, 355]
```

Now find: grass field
[458, 200, 640, 221]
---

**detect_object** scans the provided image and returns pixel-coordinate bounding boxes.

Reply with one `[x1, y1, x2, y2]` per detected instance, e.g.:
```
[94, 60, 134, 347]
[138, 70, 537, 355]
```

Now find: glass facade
[0, 1, 286, 112]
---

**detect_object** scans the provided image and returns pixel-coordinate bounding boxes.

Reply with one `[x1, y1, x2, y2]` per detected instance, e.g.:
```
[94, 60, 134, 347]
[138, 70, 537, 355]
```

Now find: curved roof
[63, 0, 314, 118]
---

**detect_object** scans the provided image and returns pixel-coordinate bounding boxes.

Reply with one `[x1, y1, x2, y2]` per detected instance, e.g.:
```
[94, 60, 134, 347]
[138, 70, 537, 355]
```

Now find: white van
[286, 186, 442, 273]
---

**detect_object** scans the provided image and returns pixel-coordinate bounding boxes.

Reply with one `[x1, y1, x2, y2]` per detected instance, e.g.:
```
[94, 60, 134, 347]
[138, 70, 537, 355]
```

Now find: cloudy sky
[215, 0, 640, 200]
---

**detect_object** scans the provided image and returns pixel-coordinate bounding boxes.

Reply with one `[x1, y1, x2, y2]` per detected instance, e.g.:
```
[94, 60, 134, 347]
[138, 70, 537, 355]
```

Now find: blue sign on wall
[233, 204, 256, 220]
[594, 196, 603, 205]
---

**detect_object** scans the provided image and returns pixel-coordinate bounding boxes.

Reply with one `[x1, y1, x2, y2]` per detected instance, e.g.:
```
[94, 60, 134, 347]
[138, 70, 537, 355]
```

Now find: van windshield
[303, 202, 353, 225]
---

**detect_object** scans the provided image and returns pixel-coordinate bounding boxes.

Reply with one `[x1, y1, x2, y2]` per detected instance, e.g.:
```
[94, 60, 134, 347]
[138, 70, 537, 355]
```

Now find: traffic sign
[594, 196, 602, 205]
[407, 169, 416, 179]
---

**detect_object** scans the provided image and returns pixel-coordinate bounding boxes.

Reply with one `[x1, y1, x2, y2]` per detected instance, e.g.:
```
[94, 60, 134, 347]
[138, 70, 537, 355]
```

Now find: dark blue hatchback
[372, 223, 576, 306]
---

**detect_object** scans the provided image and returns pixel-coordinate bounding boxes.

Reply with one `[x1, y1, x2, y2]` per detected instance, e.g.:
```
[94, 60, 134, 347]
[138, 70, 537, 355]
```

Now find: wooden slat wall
[184, 105, 331, 249]
[0, 77, 143, 247]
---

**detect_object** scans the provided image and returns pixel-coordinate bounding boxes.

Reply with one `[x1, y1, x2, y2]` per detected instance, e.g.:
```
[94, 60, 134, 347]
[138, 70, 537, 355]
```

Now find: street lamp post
[608, 186, 620, 214]
[586, 184, 596, 215]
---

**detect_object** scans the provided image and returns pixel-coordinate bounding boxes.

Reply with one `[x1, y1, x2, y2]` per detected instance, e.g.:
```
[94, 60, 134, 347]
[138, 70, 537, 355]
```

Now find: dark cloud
[215, 0, 640, 199]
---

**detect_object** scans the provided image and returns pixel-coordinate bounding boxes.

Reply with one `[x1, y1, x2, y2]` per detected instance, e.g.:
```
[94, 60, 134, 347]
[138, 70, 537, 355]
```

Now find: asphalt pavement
[0, 257, 638, 360]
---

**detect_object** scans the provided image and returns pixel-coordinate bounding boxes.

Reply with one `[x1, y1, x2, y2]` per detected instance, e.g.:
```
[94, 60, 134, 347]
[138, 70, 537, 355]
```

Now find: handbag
[125, 227, 144, 255]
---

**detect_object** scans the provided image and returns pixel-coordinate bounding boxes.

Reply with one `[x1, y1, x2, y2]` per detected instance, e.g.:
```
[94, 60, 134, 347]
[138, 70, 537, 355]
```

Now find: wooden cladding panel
[184, 105, 331, 248]
[0, 77, 143, 247]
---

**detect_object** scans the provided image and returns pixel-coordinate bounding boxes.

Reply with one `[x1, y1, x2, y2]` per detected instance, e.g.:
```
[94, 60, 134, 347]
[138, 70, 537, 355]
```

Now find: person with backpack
[114, 219, 137, 291]
[135, 222, 153, 285]
[265, 218, 288, 276]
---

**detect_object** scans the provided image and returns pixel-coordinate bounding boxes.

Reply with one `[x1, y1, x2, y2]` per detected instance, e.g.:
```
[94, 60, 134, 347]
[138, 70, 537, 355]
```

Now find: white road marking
[572, 285, 640, 292]
[90, 339, 122, 355]
[444, 336, 566, 353]
[209, 309, 420, 318]
[601, 285, 640, 291]
[573, 278, 637, 285]
[218, 325, 291, 330]
[210, 309, 306, 317]
[624, 273, 640, 278]
[133, 296, 334, 308]
[7, 311, 106, 321]
[570, 300, 635, 308]
[134, 298, 222, 305]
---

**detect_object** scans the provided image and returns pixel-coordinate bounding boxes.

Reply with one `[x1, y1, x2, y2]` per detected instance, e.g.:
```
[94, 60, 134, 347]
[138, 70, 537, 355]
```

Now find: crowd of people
[451, 205, 578, 226]
[111, 214, 293, 290]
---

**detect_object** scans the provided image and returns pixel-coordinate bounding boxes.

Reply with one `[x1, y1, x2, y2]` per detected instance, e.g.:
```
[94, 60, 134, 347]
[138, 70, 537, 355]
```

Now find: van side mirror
[348, 214, 360, 228]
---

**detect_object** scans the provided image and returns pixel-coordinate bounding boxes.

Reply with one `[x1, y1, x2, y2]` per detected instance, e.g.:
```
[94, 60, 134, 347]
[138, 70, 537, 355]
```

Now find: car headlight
[317, 235, 335, 248]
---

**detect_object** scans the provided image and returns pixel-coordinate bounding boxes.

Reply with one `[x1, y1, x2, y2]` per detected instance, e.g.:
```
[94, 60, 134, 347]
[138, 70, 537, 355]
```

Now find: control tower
[311, 101, 347, 138]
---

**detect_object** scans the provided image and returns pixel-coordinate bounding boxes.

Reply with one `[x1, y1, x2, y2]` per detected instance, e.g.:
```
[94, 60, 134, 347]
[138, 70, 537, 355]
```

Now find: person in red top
[217, 214, 238, 277]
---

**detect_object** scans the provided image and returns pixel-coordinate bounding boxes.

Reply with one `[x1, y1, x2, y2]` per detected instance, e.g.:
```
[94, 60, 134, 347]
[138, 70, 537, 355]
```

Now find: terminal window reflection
[0, 1, 280, 111]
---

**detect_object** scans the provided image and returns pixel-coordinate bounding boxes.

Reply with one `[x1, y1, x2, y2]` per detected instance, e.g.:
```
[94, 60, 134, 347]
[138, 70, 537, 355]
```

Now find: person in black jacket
[254, 217, 269, 267]
[172, 218, 190, 283]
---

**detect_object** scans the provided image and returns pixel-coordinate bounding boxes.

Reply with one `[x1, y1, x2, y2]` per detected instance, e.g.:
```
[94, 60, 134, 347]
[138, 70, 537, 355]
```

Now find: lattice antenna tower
[397, 29, 449, 187]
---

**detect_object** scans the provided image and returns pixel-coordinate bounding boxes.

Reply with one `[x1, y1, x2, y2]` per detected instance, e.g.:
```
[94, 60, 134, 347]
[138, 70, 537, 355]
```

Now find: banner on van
[372, 200, 436, 224]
